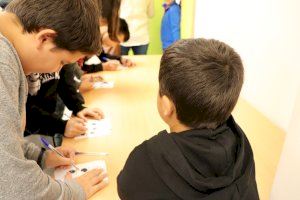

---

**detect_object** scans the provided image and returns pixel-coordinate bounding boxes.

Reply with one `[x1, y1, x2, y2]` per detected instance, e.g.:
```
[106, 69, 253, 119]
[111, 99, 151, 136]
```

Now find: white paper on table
[54, 160, 107, 181]
[93, 81, 114, 89]
[75, 118, 112, 139]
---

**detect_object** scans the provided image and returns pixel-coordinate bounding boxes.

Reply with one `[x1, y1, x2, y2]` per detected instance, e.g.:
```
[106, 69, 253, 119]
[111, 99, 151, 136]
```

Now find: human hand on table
[77, 107, 104, 122]
[44, 146, 76, 168]
[65, 168, 108, 199]
[81, 74, 103, 83]
[64, 116, 87, 138]
[80, 74, 104, 93]
[121, 57, 135, 67]
[103, 60, 120, 71]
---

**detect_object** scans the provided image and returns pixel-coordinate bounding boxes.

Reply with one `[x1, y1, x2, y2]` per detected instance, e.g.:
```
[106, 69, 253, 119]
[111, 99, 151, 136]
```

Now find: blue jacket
[161, 2, 181, 50]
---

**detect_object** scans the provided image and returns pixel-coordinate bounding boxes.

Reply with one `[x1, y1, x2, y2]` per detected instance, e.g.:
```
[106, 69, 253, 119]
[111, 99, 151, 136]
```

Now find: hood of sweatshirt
[146, 116, 256, 199]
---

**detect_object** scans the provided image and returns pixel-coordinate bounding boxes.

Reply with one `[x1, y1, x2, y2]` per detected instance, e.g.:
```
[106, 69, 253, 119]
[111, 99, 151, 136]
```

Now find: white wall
[193, 0, 300, 132]
[270, 87, 300, 199]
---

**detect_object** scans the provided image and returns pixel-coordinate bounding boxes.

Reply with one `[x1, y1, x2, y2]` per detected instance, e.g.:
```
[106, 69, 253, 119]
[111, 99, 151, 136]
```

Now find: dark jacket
[25, 63, 85, 136]
[81, 50, 122, 73]
[117, 116, 259, 200]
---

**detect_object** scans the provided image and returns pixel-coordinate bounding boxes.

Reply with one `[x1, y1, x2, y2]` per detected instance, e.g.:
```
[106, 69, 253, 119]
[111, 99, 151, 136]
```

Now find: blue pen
[40, 137, 80, 170]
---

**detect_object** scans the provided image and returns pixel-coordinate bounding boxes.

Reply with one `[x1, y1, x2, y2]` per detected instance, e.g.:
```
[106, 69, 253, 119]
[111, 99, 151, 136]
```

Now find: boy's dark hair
[159, 38, 244, 129]
[119, 18, 130, 42]
[6, 0, 101, 54]
[101, 0, 121, 42]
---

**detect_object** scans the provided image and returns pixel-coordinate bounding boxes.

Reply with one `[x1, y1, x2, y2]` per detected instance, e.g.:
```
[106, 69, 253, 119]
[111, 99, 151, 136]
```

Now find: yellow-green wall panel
[147, 0, 195, 55]
[148, 0, 164, 55]
[181, 0, 195, 39]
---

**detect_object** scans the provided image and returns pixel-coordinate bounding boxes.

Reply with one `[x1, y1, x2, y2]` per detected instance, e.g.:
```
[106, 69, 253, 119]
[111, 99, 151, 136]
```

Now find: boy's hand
[121, 57, 135, 67]
[102, 60, 119, 71]
[79, 79, 94, 93]
[64, 116, 87, 138]
[44, 146, 76, 168]
[75, 169, 108, 199]
[90, 74, 104, 82]
[81, 74, 103, 83]
[77, 108, 104, 122]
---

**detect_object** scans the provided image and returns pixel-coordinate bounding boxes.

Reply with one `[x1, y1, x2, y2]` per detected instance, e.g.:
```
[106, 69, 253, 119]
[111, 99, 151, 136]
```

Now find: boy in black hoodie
[117, 38, 259, 200]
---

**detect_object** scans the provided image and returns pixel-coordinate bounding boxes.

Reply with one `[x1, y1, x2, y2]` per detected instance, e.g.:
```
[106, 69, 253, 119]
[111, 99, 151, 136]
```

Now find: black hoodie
[25, 63, 85, 136]
[117, 117, 259, 200]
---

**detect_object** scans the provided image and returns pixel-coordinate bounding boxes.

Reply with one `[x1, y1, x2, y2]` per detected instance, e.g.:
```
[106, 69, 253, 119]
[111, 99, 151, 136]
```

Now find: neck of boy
[0, 12, 23, 45]
[169, 122, 191, 134]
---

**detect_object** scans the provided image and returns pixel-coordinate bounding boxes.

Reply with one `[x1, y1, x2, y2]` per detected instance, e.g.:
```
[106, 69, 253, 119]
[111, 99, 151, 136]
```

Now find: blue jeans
[121, 44, 149, 55]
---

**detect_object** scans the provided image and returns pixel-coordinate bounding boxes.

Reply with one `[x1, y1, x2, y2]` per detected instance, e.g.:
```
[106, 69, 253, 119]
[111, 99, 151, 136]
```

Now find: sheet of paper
[54, 160, 107, 181]
[75, 119, 112, 139]
[93, 81, 114, 89]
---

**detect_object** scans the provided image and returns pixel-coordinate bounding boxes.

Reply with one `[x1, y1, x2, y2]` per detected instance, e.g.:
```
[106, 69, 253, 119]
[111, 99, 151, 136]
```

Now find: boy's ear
[161, 95, 175, 117]
[35, 29, 57, 49]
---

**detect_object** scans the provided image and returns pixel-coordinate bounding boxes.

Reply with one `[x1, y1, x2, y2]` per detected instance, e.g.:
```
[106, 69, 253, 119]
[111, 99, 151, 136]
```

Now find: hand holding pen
[40, 137, 80, 170]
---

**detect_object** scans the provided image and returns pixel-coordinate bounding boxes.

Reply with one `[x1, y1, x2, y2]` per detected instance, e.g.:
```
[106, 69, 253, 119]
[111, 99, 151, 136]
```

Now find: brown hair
[159, 38, 244, 129]
[101, 0, 121, 42]
[119, 18, 130, 42]
[6, 0, 101, 54]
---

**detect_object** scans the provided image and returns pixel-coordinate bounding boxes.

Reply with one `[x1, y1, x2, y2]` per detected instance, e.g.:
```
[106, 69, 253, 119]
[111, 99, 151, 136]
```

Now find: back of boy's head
[159, 38, 244, 129]
[119, 18, 130, 42]
[6, 0, 101, 54]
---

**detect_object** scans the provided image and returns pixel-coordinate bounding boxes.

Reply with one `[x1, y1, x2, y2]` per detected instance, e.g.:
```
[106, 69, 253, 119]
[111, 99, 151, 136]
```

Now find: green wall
[148, 0, 164, 55]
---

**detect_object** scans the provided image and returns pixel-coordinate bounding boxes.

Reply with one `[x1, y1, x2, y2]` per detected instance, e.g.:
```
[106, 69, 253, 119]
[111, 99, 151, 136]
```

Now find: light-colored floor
[63, 55, 285, 200]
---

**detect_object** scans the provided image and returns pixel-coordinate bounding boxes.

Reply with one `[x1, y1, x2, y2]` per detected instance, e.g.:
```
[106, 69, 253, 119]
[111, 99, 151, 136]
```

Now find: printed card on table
[75, 118, 112, 139]
[54, 160, 108, 182]
[93, 81, 115, 89]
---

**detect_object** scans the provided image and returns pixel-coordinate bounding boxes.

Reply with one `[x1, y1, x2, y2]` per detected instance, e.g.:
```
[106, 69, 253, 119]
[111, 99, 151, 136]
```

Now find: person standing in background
[161, 0, 181, 50]
[120, 0, 154, 55]
[0, 0, 10, 8]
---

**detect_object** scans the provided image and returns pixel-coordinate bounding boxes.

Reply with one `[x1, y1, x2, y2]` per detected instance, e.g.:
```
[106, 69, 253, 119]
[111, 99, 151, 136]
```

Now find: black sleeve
[58, 63, 86, 115]
[81, 62, 103, 73]
[25, 100, 67, 136]
[99, 51, 122, 62]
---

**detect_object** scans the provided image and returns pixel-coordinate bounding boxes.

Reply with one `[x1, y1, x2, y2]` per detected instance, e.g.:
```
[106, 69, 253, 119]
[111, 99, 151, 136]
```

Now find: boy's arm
[58, 63, 86, 115]
[81, 63, 103, 73]
[0, 138, 85, 200]
[20, 137, 45, 164]
[26, 101, 67, 136]
[0, 65, 85, 200]
[169, 6, 181, 42]
[81, 56, 103, 73]
[99, 51, 121, 62]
